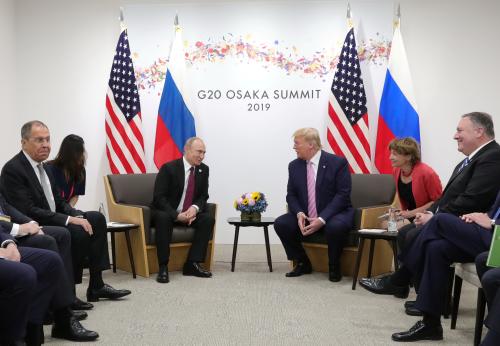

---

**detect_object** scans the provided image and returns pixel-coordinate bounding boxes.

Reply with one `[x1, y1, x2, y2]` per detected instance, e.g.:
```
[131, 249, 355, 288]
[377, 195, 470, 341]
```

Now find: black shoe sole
[391, 334, 443, 342]
[86, 292, 130, 302]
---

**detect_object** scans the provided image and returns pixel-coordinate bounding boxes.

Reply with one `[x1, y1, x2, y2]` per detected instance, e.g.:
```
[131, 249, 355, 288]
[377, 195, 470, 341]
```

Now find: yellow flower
[233, 201, 237, 209]
[242, 198, 249, 205]
[251, 192, 261, 201]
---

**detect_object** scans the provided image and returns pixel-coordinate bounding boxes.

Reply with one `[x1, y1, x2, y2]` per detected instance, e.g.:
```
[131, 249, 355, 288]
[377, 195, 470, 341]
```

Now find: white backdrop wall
[1, 0, 499, 245]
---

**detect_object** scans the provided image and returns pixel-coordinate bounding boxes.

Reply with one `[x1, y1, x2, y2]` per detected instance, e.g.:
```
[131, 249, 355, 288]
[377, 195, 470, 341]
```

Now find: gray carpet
[43, 245, 481, 345]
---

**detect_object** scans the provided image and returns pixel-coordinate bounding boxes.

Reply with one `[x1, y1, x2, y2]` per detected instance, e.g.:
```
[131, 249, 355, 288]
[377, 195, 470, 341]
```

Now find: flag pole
[119, 7, 127, 31]
[346, 2, 353, 29]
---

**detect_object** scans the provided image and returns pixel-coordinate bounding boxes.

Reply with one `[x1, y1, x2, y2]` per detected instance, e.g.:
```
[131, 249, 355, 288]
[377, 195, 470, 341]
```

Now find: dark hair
[21, 120, 48, 139]
[388, 137, 421, 166]
[462, 112, 495, 138]
[51, 134, 86, 183]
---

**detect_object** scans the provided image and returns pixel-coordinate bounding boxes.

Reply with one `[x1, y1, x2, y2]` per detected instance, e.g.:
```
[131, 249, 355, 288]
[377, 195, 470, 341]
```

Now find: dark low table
[107, 222, 139, 279]
[227, 217, 275, 272]
[351, 230, 398, 290]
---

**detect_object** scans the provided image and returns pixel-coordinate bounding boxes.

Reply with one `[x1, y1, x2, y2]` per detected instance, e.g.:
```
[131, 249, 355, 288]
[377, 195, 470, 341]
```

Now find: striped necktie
[457, 157, 470, 173]
[306, 161, 317, 218]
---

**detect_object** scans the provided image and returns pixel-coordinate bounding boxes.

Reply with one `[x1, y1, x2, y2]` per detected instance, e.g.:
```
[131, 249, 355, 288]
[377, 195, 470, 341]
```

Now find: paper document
[487, 225, 500, 267]
[107, 221, 136, 228]
[358, 229, 387, 234]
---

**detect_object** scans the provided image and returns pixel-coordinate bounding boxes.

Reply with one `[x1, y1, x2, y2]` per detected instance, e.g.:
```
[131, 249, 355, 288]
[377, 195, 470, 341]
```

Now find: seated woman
[389, 137, 442, 222]
[46, 134, 86, 207]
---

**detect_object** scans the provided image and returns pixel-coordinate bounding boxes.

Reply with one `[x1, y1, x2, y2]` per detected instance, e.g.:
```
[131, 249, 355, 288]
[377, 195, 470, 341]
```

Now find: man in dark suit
[398, 112, 500, 254]
[360, 191, 500, 342]
[152, 137, 215, 283]
[274, 128, 353, 282]
[0, 231, 98, 344]
[0, 120, 130, 304]
[475, 251, 500, 346]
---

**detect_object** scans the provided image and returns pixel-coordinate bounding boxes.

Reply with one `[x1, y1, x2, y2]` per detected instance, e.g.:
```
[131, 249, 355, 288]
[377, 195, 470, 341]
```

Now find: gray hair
[462, 112, 495, 138]
[184, 137, 203, 151]
[21, 120, 48, 140]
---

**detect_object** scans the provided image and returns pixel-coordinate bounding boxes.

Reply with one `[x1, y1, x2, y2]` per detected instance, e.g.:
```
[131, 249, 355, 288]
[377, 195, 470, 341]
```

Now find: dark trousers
[152, 210, 214, 265]
[274, 212, 349, 266]
[397, 222, 421, 259]
[0, 247, 63, 343]
[17, 226, 74, 290]
[476, 252, 500, 346]
[66, 211, 110, 284]
[401, 214, 491, 316]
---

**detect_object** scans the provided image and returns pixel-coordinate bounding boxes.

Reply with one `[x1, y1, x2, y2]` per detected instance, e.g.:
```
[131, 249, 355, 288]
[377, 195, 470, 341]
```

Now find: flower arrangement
[234, 192, 268, 214]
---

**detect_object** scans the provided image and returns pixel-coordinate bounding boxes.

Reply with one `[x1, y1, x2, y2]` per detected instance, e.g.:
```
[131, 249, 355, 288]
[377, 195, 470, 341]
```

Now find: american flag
[105, 29, 146, 174]
[326, 28, 371, 173]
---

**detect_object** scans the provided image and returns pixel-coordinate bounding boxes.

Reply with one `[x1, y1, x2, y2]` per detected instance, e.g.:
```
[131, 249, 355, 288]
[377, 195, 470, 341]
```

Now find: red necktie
[182, 167, 195, 212]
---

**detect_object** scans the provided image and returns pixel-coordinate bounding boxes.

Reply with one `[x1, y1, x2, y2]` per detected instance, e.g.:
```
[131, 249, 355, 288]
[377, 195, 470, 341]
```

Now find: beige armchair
[104, 174, 217, 278]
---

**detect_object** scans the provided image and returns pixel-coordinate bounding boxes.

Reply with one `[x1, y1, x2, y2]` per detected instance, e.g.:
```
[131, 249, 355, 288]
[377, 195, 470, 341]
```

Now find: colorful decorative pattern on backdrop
[134, 33, 391, 92]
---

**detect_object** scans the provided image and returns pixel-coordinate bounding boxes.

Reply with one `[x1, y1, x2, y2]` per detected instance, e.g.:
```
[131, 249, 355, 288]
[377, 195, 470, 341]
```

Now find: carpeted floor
[43, 245, 481, 345]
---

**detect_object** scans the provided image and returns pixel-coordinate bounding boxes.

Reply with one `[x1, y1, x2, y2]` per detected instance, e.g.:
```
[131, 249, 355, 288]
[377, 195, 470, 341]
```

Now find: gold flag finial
[394, 3, 401, 29]
[347, 3, 353, 29]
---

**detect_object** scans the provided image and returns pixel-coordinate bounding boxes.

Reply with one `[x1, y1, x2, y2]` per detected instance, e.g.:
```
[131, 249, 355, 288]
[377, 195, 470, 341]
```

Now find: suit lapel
[17, 152, 44, 197]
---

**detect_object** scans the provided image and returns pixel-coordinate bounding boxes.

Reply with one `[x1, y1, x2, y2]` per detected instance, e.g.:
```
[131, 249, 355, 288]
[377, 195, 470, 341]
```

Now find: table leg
[367, 239, 375, 278]
[231, 226, 240, 272]
[110, 231, 116, 273]
[391, 239, 399, 271]
[351, 237, 365, 290]
[124, 230, 136, 279]
[263, 226, 273, 272]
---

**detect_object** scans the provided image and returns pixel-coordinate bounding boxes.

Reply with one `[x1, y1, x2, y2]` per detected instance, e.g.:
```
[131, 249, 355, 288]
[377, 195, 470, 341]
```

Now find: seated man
[0, 120, 130, 303]
[475, 251, 500, 345]
[274, 128, 353, 282]
[152, 137, 214, 283]
[0, 191, 92, 311]
[359, 190, 500, 342]
[0, 231, 98, 344]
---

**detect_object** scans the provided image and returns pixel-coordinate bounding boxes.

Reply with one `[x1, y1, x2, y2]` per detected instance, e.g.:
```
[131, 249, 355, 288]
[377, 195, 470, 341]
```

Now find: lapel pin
[198, 169, 202, 173]
[322, 165, 326, 169]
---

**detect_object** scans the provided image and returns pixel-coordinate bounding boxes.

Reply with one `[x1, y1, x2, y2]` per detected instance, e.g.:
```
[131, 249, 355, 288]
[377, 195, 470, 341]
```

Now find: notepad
[107, 221, 136, 228]
[487, 225, 500, 268]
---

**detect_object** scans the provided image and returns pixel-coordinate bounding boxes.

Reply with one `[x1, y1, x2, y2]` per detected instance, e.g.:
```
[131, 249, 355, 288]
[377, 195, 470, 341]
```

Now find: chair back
[107, 173, 157, 206]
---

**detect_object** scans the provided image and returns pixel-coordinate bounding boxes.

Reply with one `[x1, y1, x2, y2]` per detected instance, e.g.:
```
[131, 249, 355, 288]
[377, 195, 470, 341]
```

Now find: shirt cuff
[10, 224, 20, 236]
[297, 212, 306, 219]
[1, 239, 16, 248]
[192, 205, 200, 213]
[318, 217, 326, 225]
[65, 216, 70, 226]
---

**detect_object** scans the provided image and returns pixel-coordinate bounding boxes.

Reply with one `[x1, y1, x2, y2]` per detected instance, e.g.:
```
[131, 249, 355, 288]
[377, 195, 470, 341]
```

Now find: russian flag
[374, 26, 420, 174]
[153, 24, 196, 169]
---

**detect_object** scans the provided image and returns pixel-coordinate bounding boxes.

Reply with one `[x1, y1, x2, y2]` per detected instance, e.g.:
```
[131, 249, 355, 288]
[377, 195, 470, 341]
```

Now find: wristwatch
[1, 239, 16, 248]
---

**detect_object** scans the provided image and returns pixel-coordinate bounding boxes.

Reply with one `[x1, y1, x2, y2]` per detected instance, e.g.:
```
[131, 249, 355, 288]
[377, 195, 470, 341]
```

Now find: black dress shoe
[51, 316, 99, 342]
[328, 263, 342, 282]
[405, 305, 423, 316]
[286, 261, 312, 277]
[391, 320, 443, 342]
[183, 262, 212, 278]
[404, 300, 416, 309]
[86, 284, 131, 302]
[72, 310, 88, 321]
[70, 297, 93, 311]
[359, 275, 409, 297]
[157, 265, 170, 283]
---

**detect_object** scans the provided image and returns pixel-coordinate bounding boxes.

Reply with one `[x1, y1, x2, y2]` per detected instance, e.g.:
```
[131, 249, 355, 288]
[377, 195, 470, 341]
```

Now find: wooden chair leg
[474, 288, 486, 346]
[451, 275, 463, 329]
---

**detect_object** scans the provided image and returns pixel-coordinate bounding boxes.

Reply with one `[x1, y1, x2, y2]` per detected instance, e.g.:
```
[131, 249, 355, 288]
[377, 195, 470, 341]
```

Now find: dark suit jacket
[286, 150, 354, 227]
[0, 193, 32, 232]
[430, 140, 500, 215]
[0, 151, 83, 226]
[152, 158, 210, 220]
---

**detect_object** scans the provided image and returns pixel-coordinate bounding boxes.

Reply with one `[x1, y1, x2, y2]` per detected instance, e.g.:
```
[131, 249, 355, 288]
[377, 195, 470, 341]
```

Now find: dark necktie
[457, 157, 470, 173]
[493, 207, 500, 221]
[182, 167, 195, 212]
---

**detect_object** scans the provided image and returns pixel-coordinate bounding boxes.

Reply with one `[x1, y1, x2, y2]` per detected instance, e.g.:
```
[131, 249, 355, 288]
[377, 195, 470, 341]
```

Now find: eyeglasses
[29, 137, 50, 144]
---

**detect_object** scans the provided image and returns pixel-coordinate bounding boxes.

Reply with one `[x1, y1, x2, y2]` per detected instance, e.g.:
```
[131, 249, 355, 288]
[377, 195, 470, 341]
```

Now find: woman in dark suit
[46, 134, 86, 207]
[389, 137, 442, 222]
